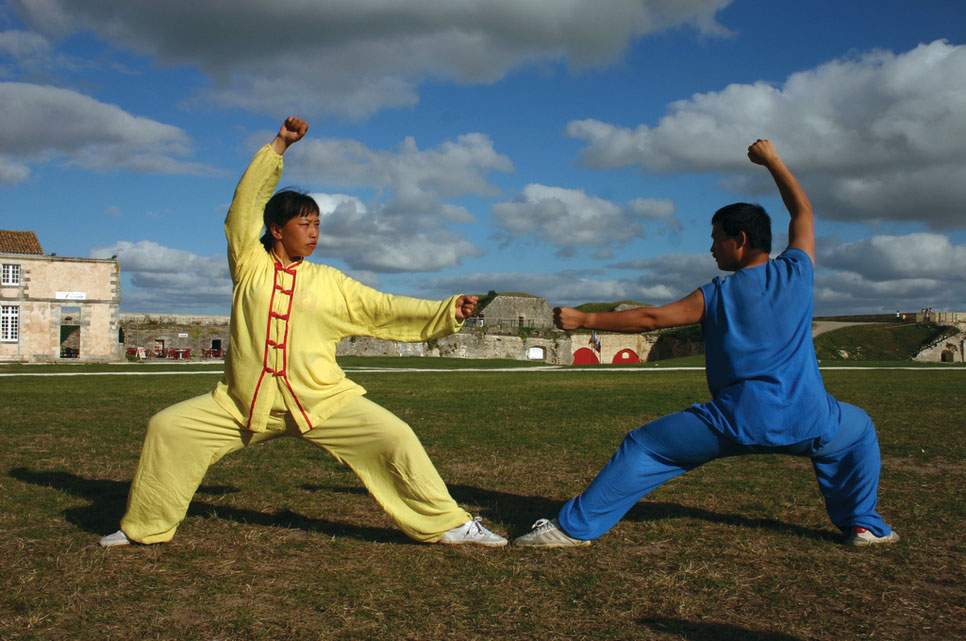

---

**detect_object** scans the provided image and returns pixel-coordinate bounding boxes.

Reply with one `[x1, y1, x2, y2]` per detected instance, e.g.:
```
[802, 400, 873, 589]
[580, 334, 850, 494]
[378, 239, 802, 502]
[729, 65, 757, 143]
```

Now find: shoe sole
[845, 531, 900, 546]
[438, 539, 508, 547]
[99, 538, 131, 548]
[512, 539, 591, 548]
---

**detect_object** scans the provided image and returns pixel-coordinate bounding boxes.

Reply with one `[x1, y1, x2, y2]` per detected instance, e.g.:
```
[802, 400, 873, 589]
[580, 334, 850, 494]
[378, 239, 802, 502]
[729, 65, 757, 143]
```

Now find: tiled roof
[0, 230, 44, 255]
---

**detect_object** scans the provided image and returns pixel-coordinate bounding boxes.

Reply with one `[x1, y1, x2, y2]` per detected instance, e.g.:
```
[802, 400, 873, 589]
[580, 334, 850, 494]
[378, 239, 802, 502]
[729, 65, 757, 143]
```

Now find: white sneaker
[438, 517, 508, 547]
[99, 530, 131, 547]
[512, 518, 591, 548]
[845, 527, 900, 546]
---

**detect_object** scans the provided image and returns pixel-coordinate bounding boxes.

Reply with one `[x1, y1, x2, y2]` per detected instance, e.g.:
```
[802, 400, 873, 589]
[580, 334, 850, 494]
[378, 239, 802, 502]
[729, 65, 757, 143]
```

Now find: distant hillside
[814, 313, 916, 323]
[575, 300, 649, 313]
[647, 324, 704, 361]
[814, 322, 956, 361]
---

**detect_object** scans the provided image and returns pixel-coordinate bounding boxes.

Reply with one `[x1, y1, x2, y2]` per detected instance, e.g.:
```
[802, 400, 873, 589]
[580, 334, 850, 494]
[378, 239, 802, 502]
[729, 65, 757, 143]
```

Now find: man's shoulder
[775, 246, 813, 266]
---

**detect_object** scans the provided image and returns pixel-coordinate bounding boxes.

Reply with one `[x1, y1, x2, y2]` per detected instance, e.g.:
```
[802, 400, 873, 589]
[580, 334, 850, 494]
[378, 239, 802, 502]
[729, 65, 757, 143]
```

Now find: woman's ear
[270, 223, 284, 241]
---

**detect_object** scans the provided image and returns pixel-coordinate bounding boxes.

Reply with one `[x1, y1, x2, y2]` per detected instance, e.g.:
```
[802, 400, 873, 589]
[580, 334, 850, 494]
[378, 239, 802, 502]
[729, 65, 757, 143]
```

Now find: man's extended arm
[554, 289, 704, 333]
[747, 139, 815, 263]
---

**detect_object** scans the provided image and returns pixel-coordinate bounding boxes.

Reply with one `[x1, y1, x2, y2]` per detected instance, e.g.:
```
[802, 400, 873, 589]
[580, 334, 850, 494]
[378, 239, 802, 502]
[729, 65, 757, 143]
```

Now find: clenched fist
[272, 116, 309, 154]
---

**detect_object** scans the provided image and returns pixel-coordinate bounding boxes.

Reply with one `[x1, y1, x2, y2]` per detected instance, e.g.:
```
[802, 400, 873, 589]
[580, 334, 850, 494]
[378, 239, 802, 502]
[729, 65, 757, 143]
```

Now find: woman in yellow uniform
[101, 117, 506, 548]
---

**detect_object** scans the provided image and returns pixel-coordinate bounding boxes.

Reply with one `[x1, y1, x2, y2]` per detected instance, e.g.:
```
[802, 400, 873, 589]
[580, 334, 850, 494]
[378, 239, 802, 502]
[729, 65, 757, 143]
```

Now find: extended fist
[455, 295, 479, 322]
[553, 307, 585, 331]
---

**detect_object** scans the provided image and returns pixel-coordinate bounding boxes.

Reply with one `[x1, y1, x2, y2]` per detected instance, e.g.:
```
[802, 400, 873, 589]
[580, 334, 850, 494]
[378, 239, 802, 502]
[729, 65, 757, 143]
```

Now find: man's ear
[736, 230, 750, 249]
[270, 223, 284, 241]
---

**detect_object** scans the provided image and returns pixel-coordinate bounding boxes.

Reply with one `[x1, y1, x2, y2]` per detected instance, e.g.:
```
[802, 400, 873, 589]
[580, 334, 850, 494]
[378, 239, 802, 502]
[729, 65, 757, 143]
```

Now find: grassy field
[0, 364, 963, 640]
[814, 323, 958, 361]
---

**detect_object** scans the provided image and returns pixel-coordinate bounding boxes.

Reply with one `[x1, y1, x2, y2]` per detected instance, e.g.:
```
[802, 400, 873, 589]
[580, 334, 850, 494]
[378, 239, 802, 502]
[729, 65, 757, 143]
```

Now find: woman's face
[274, 213, 320, 259]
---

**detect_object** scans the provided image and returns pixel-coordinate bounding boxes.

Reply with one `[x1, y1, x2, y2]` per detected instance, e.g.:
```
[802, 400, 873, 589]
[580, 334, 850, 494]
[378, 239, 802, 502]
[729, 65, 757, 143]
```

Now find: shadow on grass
[13, 467, 838, 545]
[9, 468, 411, 545]
[307, 482, 839, 542]
[639, 617, 806, 641]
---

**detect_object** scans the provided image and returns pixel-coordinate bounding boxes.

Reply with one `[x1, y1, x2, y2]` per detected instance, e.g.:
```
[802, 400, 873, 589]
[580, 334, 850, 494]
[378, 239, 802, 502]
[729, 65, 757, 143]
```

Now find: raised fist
[747, 138, 780, 166]
[278, 116, 309, 145]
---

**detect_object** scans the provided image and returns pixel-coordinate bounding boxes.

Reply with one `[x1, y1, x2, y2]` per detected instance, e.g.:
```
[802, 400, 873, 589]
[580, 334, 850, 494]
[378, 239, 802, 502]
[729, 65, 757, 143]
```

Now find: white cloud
[292, 133, 512, 201]
[492, 184, 677, 255]
[0, 155, 30, 184]
[0, 82, 212, 182]
[421, 230, 966, 313]
[820, 233, 966, 281]
[12, 0, 732, 119]
[0, 29, 49, 59]
[309, 190, 482, 273]
[286, 133, 511, 272]
[812, 233, 966, 314]
[422, 270, 677, 307]
[568, 40, 966, 228]
[91, 240, 231, 312]
[610, 253, 724, 294]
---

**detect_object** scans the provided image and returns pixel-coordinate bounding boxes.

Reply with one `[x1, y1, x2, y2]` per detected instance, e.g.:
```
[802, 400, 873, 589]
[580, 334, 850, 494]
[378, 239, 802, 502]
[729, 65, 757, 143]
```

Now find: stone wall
[120, 313, 230, 359]
[914, 325, 966, 363]
[569, 331, 662, 365]
[336, 331, 573, 364]
[916, 311, 966, 324]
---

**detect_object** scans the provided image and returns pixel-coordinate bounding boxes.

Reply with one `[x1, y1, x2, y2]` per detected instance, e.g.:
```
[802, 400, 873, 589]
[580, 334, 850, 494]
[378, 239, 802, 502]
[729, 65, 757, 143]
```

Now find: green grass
[815, 322, 957, 361]
[0, 366, 963, 640]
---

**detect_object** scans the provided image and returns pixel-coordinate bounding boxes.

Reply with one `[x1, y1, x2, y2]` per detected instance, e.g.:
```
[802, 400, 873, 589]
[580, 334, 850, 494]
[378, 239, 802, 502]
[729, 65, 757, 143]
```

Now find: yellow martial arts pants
[119, 392, 471, 544]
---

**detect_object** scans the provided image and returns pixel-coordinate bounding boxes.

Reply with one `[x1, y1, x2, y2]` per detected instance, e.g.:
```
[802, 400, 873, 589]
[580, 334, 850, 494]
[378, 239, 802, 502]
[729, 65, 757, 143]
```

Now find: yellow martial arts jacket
[211, 145, 463, 433]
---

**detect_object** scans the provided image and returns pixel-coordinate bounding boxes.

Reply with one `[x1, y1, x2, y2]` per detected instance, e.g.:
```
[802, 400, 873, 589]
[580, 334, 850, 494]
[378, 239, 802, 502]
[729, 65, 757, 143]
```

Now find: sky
[1, 0, 965, 316]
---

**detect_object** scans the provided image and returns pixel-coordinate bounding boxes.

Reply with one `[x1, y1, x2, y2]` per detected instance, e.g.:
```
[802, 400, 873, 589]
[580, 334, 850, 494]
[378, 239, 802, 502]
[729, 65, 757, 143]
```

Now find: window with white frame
[1, 305, 18, 342]
[1, 264, 21, 286]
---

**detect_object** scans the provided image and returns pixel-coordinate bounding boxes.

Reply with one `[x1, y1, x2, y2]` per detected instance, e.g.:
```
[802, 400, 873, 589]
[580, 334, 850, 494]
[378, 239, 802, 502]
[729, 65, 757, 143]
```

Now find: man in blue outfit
[514, 139, 898, 548]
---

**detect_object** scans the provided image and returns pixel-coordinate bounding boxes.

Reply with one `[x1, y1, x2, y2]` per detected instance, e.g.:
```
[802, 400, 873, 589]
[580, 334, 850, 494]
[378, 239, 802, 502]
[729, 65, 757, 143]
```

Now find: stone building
[570, 331, 662, 366]
[0, 230, 123, 363]
[120, 313, 230, 360]
[473, 293, 554, 333]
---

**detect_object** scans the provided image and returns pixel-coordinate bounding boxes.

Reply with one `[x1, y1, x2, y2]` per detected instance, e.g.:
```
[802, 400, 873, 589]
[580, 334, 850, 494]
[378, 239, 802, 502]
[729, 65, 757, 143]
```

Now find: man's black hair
[259, 189, 320, 251]
[711, 202, 772, 253]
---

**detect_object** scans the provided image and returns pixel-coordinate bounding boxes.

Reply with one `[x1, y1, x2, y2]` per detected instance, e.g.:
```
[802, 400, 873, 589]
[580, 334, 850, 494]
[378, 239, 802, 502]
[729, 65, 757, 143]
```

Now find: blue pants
[558, 402, 893, 540]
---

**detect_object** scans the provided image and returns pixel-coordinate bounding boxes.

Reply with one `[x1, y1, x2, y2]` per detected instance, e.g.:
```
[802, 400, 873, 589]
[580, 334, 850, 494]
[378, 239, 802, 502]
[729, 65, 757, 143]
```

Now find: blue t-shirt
[690, 248, 840, 446]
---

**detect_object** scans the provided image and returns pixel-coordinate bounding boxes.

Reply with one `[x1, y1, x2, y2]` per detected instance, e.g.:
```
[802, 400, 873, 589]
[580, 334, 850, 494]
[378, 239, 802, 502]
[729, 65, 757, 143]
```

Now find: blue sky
[1, 0, 965, 315]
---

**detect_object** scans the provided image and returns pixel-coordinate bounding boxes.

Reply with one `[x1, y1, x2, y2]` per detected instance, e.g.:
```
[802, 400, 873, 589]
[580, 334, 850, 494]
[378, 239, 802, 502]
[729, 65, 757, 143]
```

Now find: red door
[572, 347, 600, 365]
[612, 348, 640, 364]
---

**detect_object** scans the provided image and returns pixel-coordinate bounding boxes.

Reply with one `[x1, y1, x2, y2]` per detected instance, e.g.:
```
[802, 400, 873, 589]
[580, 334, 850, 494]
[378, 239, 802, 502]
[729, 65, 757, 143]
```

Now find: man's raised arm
[747, 139, 815, 263]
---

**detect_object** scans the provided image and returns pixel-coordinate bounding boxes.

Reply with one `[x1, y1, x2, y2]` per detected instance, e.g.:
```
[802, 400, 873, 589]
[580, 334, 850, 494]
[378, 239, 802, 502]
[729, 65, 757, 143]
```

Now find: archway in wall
[572, 347, 599, 365]
[612, 348, 640, 364]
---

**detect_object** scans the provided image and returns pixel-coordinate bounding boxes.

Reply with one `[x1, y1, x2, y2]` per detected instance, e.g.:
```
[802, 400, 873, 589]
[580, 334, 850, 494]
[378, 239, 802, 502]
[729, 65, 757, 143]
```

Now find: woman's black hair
[711, 202, 772, 253]
[259, 189, 320, 251]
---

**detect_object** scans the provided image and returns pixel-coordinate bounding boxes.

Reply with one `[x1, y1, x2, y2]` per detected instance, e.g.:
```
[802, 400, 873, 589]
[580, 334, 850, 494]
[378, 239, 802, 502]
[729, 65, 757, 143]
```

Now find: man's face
[710, 223, 741, 271]
[275, 212, 320, 259]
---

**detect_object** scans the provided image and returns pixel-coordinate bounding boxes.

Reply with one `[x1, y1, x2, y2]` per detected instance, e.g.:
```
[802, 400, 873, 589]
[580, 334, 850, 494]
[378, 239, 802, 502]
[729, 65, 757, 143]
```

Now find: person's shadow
[638, 617, 809, 641]
[9, 467, 411, 544]
[307, 482, 839, 542]
[10, 467, 837, 544]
